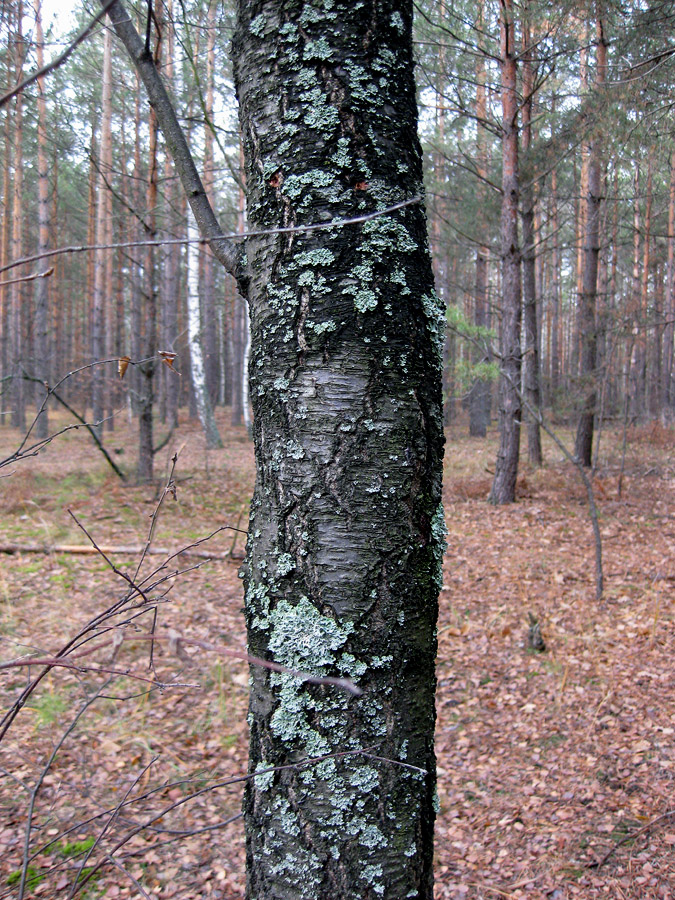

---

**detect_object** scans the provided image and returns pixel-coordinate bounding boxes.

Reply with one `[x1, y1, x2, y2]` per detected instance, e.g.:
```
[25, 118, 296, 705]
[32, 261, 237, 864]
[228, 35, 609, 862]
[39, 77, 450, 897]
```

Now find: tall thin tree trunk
[230, 138, 246, 427]
[574, 15, 606, 466]
[521, 15, 542, 466]
[233, 3, 443, 895]
[32, 0, 50, 438]
[137, 101, 159, 482]
[489, 0, 522, 504]
[92, 26, 113, 432]
[187, 213, 222, 447]
[469, 1, 490, 438]
[202, 0, 219, 404]
[10, 0, 26, 432]
[0, 48, 13, 422]
[629, 166, 641, 418]
[663, 151, 675, 414]
[159, 0, 179, 430]
[640, 146, 654, 415]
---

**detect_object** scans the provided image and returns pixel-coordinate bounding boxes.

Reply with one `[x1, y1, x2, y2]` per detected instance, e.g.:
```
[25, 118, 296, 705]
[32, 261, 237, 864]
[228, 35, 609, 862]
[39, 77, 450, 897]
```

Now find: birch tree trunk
[187, 212, 222, 448]
[233, 2, 444, 895]
[103, 3, 443, 893]
[202, 0, 219, 404]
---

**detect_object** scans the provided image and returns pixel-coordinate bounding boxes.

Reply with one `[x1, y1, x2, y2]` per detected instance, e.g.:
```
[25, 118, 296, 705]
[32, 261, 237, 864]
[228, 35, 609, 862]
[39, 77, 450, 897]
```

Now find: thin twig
[18, 683, 111, 900]
[0, 199, 420, 276]
[105, 854, 153, 900]
[0, 266, 53, 288]
[588, 809, 675, 869]
[68, 758, 159, 900]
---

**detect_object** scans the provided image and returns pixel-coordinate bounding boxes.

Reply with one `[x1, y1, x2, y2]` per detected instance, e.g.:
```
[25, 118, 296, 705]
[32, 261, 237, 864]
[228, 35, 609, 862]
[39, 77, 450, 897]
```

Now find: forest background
[1, 0, 675, 898]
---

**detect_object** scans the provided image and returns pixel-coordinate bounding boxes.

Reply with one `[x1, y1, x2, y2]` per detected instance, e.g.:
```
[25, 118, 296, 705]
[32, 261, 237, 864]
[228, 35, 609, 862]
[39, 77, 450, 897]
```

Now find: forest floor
[0, 410, 673, 900]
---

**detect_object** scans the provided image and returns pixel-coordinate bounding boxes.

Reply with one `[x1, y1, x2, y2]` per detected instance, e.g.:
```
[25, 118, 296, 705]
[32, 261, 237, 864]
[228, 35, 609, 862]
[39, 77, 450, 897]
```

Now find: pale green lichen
[254, 760, 274, 791]
[295, 248, 335, 267]
[349, 765, 380, 792]
[269, 595, 353, 671]
[304, 37, 334, 60]
[362, 863, 385, 895]
[391, 10, 405, 31]
[249, 13, 265, 37]
[430, 501, 448, 590]
[421, 290, 446, 365]
[276, 553, 296, 577]
[307, 319, 336, 335]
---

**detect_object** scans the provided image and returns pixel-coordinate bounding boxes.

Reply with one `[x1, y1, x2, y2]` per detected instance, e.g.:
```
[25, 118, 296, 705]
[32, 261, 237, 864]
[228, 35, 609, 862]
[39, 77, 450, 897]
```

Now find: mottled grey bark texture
[233, 2, 444, 898]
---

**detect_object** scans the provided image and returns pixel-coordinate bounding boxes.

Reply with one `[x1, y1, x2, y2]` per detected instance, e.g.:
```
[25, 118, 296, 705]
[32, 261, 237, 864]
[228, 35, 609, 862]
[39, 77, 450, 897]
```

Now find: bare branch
[0, 199, 420, 277]
[99, 0, 242, 280]
[0, 266, 53, 288]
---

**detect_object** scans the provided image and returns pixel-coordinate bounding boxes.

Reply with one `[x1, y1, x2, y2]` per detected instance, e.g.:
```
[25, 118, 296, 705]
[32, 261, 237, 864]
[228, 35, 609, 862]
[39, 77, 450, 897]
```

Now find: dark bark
[520, 20, 542, 467]
[489, 0, 521, 504]
[233, 2, 443, 897]
[574, 18, 606, 467]
[469, 19, 490, 438]
[663, 151, 675, 412]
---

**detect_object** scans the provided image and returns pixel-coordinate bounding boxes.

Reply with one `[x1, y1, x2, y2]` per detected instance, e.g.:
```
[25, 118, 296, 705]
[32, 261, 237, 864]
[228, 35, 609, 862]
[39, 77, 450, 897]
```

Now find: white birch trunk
[187, 214, 222, 448]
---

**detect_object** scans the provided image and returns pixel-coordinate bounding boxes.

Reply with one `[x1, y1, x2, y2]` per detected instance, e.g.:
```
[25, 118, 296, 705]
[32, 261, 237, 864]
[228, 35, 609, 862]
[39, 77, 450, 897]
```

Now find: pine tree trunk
[575, 18, 606, 466]
[233, 2, 443, 896]
[0, 49, 13, 422]
[92, 25, 113, 433]
[489, 0, 522, 504]
[663, 151, 675, 414]
[640, 147, 654, 416]
[521, 17, 542, 466]
[32, 0, 50, 438]
[10, 1, 26, 432]
[469, 6, 490, 438]
[137, 100, 159, 483]
[629, 166, 642, 418]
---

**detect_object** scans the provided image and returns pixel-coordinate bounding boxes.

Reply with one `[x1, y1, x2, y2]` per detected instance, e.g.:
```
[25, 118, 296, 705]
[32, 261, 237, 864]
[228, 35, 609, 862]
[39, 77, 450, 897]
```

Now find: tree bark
[574, 15, 606, 467]
[92, 25, 113, 433]
[521, 15, 542, 466]
[469, 3, 490, 438]
[489, 0, 522, 504]
[187, 211, 222, 448]
[10, 0, 26, 432]
[202, 0, 219, 404]
[32, 0, 50, 438]
[233, 2, 443, 897]
[1, 46, 13, 422]
[663, 151, 675, 413]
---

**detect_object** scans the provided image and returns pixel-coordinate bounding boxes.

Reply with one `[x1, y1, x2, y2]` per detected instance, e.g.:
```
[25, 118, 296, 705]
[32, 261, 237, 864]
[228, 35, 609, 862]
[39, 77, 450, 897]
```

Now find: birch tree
[101, 0, 444, 895]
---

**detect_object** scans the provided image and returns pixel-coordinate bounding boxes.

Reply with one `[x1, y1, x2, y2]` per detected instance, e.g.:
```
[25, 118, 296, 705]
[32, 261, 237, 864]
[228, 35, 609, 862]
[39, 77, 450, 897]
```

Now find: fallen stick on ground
[0, 543, 238, 559]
